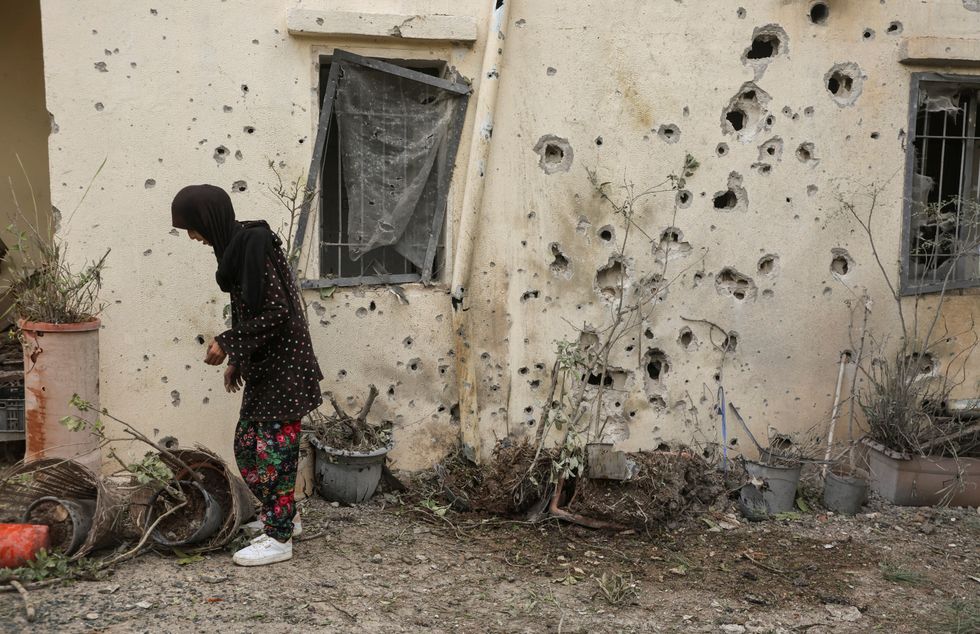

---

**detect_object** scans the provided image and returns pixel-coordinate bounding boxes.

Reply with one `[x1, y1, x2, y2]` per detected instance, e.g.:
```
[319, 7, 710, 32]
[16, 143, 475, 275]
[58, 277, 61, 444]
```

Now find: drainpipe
[450, 0, 512, 462]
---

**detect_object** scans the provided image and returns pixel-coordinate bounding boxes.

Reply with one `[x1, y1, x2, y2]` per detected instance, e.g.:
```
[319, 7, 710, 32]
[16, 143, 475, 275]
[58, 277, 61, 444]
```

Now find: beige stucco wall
[38, 0, 980, 470]
[1, 0, 52, 321]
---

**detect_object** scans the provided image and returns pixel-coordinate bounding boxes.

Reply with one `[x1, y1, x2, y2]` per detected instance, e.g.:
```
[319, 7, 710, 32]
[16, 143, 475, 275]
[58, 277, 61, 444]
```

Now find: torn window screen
[903, 76, 980, 294]
[294, 50, 469, 287]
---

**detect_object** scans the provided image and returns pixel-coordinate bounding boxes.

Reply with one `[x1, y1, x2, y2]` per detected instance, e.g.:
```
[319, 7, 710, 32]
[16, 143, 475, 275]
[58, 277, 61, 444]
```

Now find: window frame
[292, 49, 470, 290]
[901, 71, 980, 295]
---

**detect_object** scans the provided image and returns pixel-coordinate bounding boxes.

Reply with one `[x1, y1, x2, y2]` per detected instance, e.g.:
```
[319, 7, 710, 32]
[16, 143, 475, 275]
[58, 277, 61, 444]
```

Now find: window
[903, 73, 980, 294]
[293, 50, 470, 287]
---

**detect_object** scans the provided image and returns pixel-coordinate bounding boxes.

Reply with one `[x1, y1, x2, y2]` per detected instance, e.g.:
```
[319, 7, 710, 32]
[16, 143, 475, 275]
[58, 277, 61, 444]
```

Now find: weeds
[932, 599, 980, 634]
[0, 549, 101, 584]
[880, 563, 925, 585]
[595, 571, 638, 606]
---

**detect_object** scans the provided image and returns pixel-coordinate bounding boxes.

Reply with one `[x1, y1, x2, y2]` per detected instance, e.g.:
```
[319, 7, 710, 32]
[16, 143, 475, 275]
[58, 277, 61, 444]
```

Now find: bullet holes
[804, 106, 814, 117]
[533, 134, 573, 174]
[736, 7, 746, 18]
[714, 191, 737, 209]
[676, 190, 692, 208]
[742, 24, 788, 79]
[908, 351, 937, 377]
[643, 348, 670, 382]
[170, 390, 181, 407]
[213, 146, 229, 164]
[355, 307, 368, 318]
[598, 225, 615, 242]
[796, 142, 818, 165]
[577, 333, 599, 360]
[241, 84, 249, 94]
[752, 163, 772, 175]
[244, 125, 255, 134]
[830, 248, 854, 275]
[658, 124, 681, 144]
[595, 257, 626, 302]
[757, 254, 779, 276]
[231, 180, 247, 192]
[721, 82, 771, 141]
[809, 2, 829, 24]
[223, 105, 233, 113]
[94, 61, 108, 72]
[520, 289, 540, 302]
[886, 21, 903, 35]
[716, 267, 758, 301]
[722, 331, 739, 352]
[655, 227, 692, 261]
[195, 335, 206, 345]
[825, 63, 865, 107]
[649, 395, 667, 409]
[806, 184, 819, 197]
[407, 358, 421, 372]
[144, 179, 156, 189]
[546, 67, 557, 76]
[862, 28, 875, 40]
[594, 136, 603, 146]
[678, 327, 697, 349]
[549, 242, 571, 278]
[758, 136, 784, 162]
[403, 336, 414, 348]
[716, 143, 729, 157]
[712, 172, 748, 211]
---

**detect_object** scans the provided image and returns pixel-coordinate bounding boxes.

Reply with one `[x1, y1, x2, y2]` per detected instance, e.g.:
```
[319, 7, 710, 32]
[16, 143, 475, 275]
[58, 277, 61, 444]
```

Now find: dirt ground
[1, 494, 978, 634]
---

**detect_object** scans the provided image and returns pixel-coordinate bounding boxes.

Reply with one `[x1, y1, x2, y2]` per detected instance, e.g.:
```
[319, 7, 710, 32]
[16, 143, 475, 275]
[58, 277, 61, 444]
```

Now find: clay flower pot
[19, 319, 102, 473]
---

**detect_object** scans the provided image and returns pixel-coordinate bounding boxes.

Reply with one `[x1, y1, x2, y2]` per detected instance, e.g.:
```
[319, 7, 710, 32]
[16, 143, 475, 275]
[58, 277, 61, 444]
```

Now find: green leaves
[127, 453, 174, 486]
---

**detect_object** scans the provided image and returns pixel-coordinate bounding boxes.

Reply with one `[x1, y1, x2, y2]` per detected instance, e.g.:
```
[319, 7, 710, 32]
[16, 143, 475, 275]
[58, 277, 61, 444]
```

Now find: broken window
[293, 50, 470, 287]
[903, 74, 980, 293]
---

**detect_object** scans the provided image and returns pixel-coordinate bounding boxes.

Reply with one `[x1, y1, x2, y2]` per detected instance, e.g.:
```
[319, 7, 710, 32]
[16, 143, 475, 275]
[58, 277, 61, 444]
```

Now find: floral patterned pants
[234, 419, 301, 542]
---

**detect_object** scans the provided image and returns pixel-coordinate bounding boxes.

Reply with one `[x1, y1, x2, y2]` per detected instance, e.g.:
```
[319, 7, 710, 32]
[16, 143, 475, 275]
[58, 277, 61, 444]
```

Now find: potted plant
[1, 175, 109, 472]
[306, 385, 393, 505]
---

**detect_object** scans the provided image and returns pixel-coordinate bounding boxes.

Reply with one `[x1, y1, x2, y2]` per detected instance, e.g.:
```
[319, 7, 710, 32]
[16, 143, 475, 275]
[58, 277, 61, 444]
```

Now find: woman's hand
[205, 340, 227, 366]
[224, 365, 243, 393]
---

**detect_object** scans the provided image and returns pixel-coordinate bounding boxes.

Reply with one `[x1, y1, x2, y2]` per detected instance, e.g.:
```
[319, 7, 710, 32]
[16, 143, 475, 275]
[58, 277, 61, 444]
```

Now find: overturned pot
[23, 496, 95, 556]
[309, 436, 392, 505]
[145, 480, 222, 547]
[823, 466, 869, 515]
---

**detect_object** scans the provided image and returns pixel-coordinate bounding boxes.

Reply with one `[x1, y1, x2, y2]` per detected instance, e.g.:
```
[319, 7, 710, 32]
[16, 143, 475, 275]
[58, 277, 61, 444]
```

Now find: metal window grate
[292, 51, 470, 289]
[902, 74, 980, 294]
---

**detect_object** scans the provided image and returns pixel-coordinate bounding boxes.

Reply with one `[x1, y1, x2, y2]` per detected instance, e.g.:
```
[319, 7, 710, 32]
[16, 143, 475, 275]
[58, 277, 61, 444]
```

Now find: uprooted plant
[836, 183, 980, 463]
[307, 385, 393, 452]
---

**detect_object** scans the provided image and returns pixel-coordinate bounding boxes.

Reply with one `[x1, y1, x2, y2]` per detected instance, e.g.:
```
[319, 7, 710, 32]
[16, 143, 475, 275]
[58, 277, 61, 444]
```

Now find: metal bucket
[823, 467, 869, 515]
[740, 459, 802, 517]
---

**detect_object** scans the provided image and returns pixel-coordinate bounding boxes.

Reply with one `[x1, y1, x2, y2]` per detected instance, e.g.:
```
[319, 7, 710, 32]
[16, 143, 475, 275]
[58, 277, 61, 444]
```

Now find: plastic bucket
[23, 497, 95, 555]
[823, 467, 869, 515]
[146, 480, 222, 547]
[740, 459, 802, 516]
[0, 523, 50, 568]
[310, 437, 391, 505]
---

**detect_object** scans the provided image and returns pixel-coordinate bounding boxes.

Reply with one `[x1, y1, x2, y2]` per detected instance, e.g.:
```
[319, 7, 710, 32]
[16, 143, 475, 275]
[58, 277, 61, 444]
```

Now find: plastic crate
[0, 399, 24, 432]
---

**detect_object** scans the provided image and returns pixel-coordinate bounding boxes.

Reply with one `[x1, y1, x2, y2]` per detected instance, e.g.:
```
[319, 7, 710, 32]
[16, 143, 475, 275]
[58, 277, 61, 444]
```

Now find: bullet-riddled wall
[38, 1, 980, 470]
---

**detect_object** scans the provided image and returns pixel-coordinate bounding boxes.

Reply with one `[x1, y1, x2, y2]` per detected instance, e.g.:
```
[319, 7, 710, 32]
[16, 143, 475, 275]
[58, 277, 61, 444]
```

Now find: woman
[171, 184, 323, 567]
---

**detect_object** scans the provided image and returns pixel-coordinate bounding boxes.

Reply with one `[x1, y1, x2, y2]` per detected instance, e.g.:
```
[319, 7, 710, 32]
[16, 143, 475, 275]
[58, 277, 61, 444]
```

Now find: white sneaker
[232, 534, 293, 566]
[242, 514, 302, 538]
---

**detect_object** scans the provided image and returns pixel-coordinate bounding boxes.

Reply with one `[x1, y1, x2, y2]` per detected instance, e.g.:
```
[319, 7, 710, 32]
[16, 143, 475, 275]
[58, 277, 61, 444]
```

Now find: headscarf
[171, 184, 275, 310]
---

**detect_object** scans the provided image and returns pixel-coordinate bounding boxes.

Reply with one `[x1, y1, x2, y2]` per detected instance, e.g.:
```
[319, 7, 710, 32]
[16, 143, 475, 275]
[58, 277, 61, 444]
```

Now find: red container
[0, 524, 50, 568]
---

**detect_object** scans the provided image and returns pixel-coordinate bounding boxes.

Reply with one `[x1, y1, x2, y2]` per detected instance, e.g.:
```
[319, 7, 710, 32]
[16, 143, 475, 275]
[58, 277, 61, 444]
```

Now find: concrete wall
[37, 0, 980, 470]
[1, 0, 52, 320]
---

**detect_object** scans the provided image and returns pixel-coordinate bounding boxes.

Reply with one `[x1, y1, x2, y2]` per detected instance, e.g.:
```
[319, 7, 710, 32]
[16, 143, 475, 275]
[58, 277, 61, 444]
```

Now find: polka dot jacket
[215, 244, 324, 422]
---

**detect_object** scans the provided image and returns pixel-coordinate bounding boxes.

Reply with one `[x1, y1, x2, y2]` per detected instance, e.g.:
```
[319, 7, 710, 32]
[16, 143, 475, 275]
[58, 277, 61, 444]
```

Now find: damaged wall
[36, 0, 980, 470]
[464, 0, 980, 457]
[38, 0, 487, 470]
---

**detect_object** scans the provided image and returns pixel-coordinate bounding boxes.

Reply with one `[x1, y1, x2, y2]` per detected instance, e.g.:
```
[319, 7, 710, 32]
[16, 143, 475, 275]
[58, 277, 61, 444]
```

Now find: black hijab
[171, 184, 275, 311]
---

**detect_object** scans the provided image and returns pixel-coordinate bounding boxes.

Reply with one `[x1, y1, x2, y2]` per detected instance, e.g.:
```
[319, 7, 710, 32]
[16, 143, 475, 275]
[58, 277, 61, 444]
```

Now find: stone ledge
[286, 9, 478, 42]
[900, 37, 980, 67]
